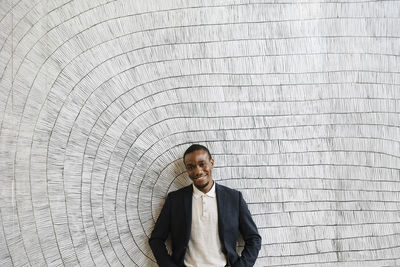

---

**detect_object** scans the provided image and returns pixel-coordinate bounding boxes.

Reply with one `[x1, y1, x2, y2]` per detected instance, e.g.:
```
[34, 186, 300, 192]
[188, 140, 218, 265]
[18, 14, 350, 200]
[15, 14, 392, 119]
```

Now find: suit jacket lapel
[216, 183, 226, 244]
[183, 185, 193, 244]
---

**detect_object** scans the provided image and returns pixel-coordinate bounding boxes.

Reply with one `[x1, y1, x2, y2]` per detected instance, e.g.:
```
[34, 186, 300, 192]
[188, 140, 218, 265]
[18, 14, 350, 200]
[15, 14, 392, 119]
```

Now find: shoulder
[215, 182, 242, 199]
[167, 184, 192, 200]
[216, 182, 237, 192]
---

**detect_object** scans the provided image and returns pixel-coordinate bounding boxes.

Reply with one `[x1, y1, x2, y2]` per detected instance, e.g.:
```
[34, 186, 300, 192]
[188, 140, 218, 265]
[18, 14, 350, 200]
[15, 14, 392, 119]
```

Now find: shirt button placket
[203, 196, 208, 217]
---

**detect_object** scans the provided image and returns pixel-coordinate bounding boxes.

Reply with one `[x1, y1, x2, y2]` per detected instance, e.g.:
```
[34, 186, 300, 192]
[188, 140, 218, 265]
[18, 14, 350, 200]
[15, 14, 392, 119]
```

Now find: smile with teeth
[194, 175, 207, 181]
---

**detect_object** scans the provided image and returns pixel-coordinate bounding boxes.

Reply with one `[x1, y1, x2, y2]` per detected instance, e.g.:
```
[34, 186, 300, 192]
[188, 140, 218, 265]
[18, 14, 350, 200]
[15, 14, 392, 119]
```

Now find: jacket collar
[215, 183, 226, 244]
[183, 185, 193, 244]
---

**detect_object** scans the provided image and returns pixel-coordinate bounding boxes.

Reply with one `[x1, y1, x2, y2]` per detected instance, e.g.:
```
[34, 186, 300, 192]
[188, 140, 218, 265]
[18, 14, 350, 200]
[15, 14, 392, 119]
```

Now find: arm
[232, 192, 262, 267]
[149, 194, 179, 267]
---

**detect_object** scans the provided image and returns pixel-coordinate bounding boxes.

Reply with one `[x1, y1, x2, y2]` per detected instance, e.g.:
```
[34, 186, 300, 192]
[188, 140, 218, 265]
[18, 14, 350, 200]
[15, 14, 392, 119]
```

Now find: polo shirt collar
[192, 180, 216, 199]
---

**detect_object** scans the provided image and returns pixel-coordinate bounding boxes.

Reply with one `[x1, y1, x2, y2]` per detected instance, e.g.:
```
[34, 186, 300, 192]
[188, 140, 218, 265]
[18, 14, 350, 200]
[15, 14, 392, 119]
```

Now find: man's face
[184, 149, 214, 192]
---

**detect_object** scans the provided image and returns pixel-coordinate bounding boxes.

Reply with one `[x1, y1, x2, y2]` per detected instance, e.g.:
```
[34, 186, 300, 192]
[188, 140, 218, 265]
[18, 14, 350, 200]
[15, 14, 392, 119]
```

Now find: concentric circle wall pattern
[1, 0, 400, 266]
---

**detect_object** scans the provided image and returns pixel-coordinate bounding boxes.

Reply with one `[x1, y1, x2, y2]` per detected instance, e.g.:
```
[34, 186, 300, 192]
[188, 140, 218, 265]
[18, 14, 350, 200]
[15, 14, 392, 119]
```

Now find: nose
[194, 166, 203, 178]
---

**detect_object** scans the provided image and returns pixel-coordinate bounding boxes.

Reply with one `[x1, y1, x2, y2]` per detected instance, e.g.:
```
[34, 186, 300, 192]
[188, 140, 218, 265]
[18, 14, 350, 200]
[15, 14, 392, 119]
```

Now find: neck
[197, 180, 214, 194]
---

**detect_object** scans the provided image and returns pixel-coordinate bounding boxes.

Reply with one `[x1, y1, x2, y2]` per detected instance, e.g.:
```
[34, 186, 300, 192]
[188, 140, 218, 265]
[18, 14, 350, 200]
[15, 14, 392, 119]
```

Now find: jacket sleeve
[148, 193, 179, 267]
[232, 191, 262, 267]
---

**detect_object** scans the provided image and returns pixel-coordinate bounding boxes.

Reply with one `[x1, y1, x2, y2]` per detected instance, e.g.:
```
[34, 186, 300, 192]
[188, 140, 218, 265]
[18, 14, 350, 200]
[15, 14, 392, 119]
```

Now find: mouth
[193, 175, 208, 181]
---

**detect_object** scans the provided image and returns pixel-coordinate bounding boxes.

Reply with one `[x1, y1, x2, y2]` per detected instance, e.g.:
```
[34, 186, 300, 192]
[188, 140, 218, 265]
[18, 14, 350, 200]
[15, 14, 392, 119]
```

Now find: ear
[210, 158, 214, 168]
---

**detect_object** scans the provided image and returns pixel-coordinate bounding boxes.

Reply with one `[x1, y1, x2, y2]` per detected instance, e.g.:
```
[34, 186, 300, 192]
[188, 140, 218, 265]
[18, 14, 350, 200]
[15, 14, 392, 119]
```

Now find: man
[149, 144, 261, 267]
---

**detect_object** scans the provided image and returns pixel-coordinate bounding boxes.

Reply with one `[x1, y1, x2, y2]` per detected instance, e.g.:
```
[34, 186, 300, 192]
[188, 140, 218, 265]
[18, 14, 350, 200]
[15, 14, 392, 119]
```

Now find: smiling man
[149, 144, 261, 267]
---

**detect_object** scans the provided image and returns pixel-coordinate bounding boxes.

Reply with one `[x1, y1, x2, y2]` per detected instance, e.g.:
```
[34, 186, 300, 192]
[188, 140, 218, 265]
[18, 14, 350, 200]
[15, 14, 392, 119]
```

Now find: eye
[199, 163, 204, 167]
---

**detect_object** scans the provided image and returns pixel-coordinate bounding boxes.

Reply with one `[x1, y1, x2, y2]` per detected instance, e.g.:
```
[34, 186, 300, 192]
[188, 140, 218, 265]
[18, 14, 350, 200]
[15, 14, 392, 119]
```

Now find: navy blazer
[149, 183, 261, 267]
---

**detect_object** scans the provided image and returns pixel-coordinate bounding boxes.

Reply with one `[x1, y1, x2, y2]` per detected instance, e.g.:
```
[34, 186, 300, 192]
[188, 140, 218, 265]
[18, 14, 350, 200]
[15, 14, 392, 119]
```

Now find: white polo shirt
[184, 182, 227, 267]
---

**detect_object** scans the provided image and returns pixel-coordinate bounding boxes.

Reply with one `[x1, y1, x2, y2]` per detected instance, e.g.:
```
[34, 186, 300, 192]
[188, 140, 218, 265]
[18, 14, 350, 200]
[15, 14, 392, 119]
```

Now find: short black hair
[183, 144, 212, 162]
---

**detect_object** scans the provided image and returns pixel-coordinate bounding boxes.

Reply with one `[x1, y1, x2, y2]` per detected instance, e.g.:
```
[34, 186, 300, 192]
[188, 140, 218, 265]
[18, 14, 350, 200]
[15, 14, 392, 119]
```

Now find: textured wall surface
[1, 0, 400, 266]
